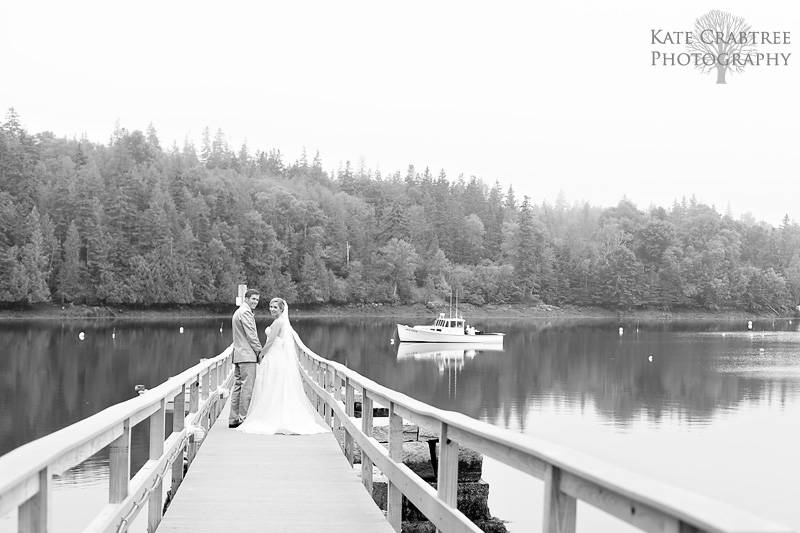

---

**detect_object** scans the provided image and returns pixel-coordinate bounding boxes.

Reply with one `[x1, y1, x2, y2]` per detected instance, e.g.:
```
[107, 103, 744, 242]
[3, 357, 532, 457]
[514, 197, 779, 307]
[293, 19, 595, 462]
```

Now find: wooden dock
[157, 400, 394, 532]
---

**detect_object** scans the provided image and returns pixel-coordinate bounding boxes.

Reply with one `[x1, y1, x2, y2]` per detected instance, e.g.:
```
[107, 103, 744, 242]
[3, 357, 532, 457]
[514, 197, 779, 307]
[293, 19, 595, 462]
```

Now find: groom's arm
[242, 309, 263, 356]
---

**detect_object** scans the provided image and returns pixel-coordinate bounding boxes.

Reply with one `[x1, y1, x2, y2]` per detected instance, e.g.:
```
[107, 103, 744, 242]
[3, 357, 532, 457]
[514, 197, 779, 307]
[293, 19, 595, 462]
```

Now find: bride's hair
[270, 298, 286, 313]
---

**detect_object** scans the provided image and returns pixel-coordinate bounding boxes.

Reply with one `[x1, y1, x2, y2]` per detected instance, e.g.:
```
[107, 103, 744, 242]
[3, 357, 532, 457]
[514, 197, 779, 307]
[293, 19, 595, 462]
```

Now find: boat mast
[449, 290, 453, 319]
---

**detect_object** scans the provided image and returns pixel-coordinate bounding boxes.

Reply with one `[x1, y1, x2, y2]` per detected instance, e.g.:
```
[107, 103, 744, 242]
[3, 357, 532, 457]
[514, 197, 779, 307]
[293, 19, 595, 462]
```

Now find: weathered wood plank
[387, 403, 404, 532]
[108, 419, 130, 504]
[543, 465, 576, 533]
[437, 423, 458, 506]
[0, 475, 38, 518]
[148, 400, 166, 532]
[18, 467, 50, 533]
[345, 378, 355, 466]
[171, 385, 186, 495]
[560, 470, 679, 533]
[157, 401, 394, 533]
[361, 394, 374, 495]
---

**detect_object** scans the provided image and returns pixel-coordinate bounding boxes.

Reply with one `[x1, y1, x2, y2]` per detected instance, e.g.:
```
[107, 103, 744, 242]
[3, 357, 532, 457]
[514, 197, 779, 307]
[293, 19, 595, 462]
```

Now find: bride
[237, 298, 329, 435]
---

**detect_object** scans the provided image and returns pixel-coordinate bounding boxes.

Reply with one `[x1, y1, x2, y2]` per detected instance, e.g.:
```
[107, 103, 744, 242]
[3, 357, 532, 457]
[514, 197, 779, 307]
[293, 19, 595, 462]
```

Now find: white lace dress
[237, 324, 328, 435]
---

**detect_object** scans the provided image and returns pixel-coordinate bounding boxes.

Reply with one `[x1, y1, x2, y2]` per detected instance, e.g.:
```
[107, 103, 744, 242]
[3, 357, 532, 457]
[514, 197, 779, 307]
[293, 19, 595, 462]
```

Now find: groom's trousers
[229, 362, 257, 423]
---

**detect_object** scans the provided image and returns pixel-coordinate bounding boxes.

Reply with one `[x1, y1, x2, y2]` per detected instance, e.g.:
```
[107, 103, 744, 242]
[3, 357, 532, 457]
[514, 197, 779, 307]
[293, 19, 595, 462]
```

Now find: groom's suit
[229, 302, 263, 425]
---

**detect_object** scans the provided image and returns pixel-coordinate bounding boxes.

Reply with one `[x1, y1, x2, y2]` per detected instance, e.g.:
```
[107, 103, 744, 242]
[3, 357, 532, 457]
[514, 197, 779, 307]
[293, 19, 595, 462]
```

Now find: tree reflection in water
[296, 317, 800, 430]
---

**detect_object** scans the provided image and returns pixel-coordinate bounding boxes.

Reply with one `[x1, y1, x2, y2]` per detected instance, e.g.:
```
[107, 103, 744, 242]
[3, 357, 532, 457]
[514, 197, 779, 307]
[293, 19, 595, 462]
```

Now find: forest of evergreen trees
[1, 107, 799, 312]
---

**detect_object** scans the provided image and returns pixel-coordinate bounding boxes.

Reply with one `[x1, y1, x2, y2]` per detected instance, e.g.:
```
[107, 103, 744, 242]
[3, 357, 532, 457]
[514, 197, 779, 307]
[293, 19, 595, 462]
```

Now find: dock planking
[157, 401, 394, 532]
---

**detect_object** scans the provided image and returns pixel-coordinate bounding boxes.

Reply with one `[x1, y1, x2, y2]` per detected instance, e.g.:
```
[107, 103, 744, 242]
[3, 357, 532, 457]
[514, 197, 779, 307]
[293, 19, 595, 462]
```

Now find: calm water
[1, 316, 799, 532]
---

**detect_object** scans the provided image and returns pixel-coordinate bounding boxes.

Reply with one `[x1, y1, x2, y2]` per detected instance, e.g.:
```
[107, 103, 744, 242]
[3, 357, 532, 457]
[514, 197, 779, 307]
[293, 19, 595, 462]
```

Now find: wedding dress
[237, 303, 329, 435]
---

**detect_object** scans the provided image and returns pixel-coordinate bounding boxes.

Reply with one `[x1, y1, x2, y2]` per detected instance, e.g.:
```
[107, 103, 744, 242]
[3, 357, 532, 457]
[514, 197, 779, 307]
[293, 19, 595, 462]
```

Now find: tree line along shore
[0, 301, 794, 322]
[2, 108, 799, 314]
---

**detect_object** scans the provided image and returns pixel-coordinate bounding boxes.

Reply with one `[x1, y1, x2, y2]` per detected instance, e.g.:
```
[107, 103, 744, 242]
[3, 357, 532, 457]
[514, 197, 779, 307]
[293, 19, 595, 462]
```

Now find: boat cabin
[433, 313, 465, 331]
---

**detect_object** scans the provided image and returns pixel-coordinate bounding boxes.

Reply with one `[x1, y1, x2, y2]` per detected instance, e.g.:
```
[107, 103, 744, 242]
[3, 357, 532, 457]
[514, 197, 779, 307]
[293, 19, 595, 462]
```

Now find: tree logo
[686, 10, 757, 84]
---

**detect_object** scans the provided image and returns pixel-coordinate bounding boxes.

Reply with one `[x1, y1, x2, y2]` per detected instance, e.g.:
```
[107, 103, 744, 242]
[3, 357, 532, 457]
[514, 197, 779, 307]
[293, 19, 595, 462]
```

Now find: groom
[229, 288, 263, 428]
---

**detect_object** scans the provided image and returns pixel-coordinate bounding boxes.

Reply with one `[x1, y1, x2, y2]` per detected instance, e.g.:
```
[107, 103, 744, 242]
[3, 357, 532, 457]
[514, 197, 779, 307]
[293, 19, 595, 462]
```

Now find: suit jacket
[232, 303, 263, 364]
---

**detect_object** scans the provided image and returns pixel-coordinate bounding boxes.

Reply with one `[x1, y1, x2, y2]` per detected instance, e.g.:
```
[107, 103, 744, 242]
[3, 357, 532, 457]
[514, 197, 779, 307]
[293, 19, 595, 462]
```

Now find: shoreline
[0, 301, 794, 321]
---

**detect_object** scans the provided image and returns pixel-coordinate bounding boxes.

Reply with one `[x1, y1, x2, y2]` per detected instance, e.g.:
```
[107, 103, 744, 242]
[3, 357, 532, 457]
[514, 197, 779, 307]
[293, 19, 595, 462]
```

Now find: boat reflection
[396, 342, 505, 374]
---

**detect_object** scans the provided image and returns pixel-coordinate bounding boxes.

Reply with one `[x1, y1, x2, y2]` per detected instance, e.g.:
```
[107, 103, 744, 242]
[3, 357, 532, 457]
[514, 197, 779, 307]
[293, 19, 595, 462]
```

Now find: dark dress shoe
[228, 420, 242, 428]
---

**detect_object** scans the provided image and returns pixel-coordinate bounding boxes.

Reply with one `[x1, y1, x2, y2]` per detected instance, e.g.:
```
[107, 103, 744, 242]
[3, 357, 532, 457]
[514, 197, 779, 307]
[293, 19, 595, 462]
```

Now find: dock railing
[292, 331, 793, 533]
[0, 346, 234, 533]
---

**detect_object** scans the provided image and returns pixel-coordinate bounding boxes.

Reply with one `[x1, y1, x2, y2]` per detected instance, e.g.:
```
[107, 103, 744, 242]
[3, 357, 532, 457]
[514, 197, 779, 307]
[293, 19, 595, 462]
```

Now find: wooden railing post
[436, 422, 458, 533]
[189, 378, 199, 414]
[199, 361, 211, 425]
[109, 419, 131, 504]
[187, 380, 199, 465]
[387, 402, 403, 532]
[201, 366, 210, 401]
[323, 367, 332, 426]
[316, 362, 323, 414]
[361, 392, 374, 495]
[543, 464, 576, 533]
[148, 399, 166, 532]
[333, 374, 342, 437]
[211, 362, 220, 419]
[171, 384, 186, 494]
[344, 377, 355, 466]
[210, 361, 218, 390]
[18, 467, 51, 532]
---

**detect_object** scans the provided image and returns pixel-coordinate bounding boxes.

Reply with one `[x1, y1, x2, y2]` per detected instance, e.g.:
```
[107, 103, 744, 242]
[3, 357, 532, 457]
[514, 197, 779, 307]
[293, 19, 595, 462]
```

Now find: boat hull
[396, 324, 504, 344]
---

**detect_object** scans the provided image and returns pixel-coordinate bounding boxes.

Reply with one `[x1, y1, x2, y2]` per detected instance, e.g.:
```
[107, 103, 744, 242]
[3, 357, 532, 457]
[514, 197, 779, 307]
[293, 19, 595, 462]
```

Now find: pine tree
[74, 143, 88, 167]
[1, 108, 40, 209]
[211, 128, 228, 168]
[146, 122, 162, 154]
[38, 213, 60, 292]
[505, 185, 517, 212]
[19, 208, 50, 303]
[58, 221, 86, 301]
[298, 147, 309, 169]
[200, 127, 212, 167]
[338, 160, 356, 194]
[484, 181, 504, 258]
[378, 201, 409, 243]
[84, 198, 113, 302]
[513, 196, 539, 299]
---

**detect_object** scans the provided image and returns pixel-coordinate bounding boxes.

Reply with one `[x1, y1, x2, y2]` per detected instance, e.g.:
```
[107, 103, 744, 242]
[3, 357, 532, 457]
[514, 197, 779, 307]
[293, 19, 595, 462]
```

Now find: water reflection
[0, 319, 231, 458]
[296, 317, 800, 430]
[5, 316, 798, 457]
[396, 342, 504, 372]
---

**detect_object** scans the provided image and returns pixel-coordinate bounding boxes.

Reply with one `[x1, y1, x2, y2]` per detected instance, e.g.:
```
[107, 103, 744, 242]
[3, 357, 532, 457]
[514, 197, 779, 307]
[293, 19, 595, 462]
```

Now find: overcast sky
[1, 1, 796, 226]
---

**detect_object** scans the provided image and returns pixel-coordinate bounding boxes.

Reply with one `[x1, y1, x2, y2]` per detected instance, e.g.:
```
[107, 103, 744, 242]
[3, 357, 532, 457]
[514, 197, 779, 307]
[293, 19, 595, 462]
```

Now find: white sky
[1, 1, 797, 226]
